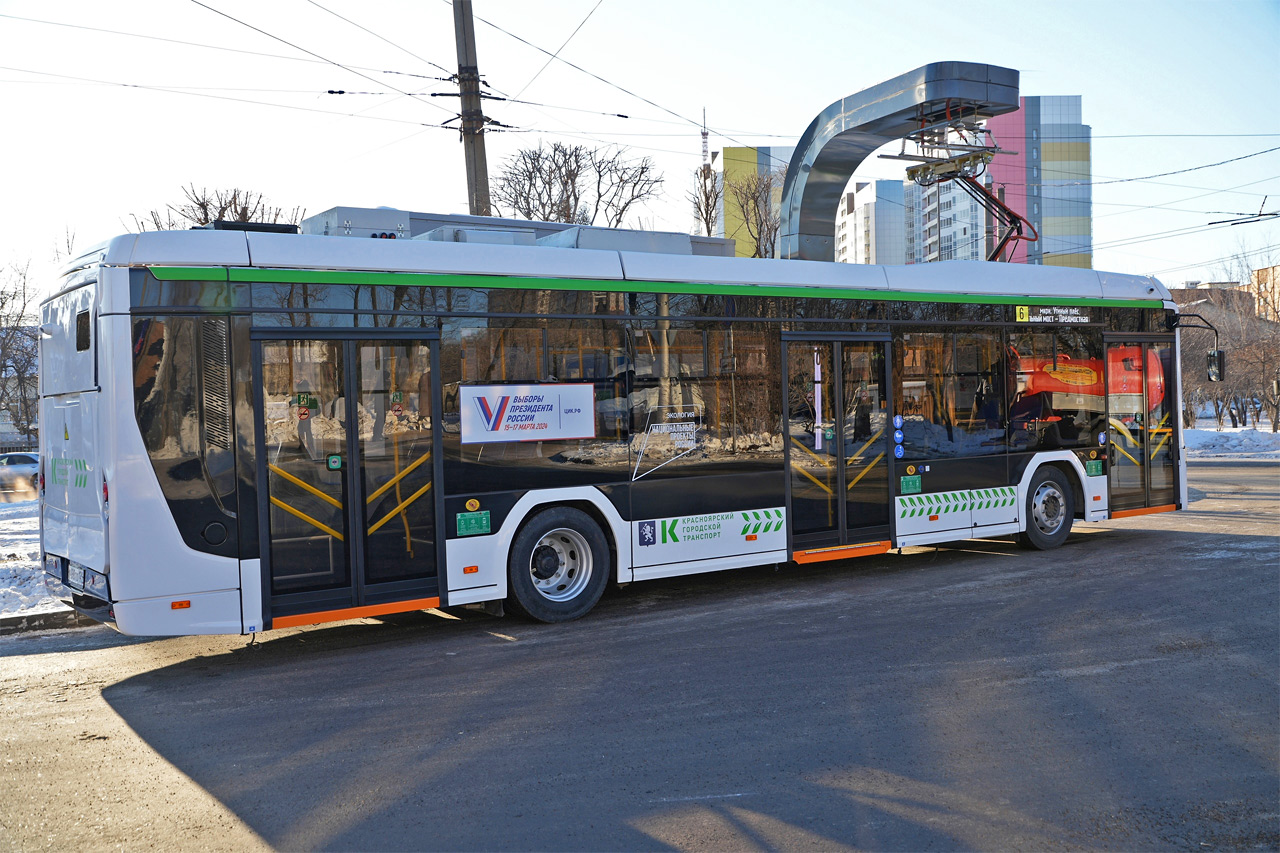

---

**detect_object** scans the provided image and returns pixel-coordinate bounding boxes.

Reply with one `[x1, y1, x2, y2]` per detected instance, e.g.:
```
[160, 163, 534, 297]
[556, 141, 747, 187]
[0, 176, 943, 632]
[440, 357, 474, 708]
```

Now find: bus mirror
[1207, 350, 1226, 382]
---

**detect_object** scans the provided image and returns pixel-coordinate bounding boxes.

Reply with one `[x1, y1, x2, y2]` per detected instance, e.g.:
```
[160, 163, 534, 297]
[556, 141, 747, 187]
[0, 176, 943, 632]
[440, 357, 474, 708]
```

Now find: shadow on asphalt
[98, 522, 1280, 851]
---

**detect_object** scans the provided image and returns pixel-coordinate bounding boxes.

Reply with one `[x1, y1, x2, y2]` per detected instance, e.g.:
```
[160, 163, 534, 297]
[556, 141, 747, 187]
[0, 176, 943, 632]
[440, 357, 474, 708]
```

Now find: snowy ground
[0, 490, 59, 617]
[2, 424, 1277, 620]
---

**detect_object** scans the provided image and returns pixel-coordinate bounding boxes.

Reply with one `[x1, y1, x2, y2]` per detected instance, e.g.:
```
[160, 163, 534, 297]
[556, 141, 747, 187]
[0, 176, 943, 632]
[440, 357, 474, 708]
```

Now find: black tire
[506, 506, 610, 623]
[1017, 467, 1075, 550]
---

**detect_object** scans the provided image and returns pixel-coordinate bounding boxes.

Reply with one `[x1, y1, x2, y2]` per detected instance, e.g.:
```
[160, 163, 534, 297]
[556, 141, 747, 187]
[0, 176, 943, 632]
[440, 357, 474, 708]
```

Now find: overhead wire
[453, 1, 794, 167]
[0, 64, 454, 129]
[187, 0, 455, 116]
[301, 0, 454, 76]
[0, 12, 452, 82]
[512, 0, 604, 99]
[1066, 145, 1280, 187]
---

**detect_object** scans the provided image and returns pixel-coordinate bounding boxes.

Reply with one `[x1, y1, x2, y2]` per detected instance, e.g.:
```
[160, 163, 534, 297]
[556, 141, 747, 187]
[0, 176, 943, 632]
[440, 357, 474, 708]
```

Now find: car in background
[0, 452, 38, 492]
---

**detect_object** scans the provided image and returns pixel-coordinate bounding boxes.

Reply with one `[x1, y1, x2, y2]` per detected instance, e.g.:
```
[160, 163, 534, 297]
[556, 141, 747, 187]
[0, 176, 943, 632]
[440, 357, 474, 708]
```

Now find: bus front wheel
[1017, 467, 1075, 550]
[506, 506, 610, 622]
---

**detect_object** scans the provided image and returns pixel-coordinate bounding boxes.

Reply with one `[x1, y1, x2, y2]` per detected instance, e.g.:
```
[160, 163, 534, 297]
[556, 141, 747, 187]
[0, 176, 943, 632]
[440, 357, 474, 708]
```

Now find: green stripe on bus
[148, 266, 229, 281]
[144, 266, 1164, 309]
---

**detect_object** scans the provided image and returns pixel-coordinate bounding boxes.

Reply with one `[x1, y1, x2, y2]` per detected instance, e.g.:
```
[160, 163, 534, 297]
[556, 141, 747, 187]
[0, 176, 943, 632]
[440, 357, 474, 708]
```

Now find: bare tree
[689, 165, 722, 237]
[724, 165, 786, 258]
[589, 147, 663, 228]
[493, 142, 663, 228]
[0, 263, 39, 444]
[127, 185, 305, 232]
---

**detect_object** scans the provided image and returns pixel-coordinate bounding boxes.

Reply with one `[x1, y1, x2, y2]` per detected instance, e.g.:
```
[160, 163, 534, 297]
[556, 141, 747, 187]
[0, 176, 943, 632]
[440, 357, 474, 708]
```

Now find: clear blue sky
[2, 0, 1277, 289]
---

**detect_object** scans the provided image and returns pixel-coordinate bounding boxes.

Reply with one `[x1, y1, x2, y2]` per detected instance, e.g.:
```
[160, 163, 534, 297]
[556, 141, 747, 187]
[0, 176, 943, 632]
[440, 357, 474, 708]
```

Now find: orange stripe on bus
[1110, 504, 1177, 519]
[271, 597, 441, 629]
[793, 540, 892, 564]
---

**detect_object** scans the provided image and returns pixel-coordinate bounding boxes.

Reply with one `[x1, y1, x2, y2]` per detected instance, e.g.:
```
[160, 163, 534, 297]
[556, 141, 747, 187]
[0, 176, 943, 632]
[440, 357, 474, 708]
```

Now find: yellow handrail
[791, 462, 833, 496]
[847, 452, 886, 490]
[1108, 418, 1139, 448]
[847, 428, 885, 463]
[268, 464, 342, 509]
[270, 496, 344, 541]
[368, 481, 434, 534]
[365, 450, 432, 505]
[1113, 443, 1139, 466]
[790, 435, 833, 467]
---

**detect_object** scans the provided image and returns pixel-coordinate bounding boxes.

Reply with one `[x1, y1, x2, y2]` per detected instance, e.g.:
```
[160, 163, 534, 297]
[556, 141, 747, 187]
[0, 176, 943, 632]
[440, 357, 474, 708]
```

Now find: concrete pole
[453, 0, 491, 216]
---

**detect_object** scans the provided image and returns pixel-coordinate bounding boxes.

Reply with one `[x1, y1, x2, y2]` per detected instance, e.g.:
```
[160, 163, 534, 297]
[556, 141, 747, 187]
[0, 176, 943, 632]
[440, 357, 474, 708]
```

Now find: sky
[1, 0, 1278, 295]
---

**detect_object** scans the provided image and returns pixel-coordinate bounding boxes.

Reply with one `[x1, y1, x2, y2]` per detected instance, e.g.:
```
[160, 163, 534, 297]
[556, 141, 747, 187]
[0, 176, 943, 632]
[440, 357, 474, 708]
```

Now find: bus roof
[89, 229, 1170, 305]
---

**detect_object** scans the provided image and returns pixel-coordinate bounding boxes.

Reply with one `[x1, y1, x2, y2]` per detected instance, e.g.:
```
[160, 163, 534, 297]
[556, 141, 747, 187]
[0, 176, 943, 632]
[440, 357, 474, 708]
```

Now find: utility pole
[453, 0, 491, 216]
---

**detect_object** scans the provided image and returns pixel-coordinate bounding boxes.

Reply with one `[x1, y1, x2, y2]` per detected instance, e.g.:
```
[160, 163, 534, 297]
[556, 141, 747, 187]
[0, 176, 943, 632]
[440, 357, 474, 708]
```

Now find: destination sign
[1015, 305, 1095, 324]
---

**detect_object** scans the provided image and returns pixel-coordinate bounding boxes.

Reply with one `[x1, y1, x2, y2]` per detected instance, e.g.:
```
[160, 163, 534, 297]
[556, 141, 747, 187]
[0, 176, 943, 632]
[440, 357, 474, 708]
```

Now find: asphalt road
[1, 463, 1276, 851]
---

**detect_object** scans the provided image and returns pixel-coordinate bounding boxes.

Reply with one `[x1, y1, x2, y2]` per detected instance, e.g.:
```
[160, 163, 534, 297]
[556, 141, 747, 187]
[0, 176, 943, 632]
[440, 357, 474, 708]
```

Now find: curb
[0, 608, 97, 636]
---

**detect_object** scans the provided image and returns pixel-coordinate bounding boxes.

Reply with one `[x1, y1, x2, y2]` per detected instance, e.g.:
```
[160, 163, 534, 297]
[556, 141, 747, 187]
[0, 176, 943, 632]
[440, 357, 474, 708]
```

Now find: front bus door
[1106, 338, 1178, 512]
[785, 338, 893, 555]
[256, 337, 441, 624]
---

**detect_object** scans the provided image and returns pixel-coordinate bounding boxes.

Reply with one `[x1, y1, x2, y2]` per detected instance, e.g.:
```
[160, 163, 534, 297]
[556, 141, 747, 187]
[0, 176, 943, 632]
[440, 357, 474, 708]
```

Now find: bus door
[1105, 338, 1178, 512]
[254, 336, 442, 622]
[783, 337, 893, 553]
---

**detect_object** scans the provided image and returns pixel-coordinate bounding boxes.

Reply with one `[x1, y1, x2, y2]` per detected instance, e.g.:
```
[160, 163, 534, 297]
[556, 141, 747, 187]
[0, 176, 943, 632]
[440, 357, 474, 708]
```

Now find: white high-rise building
[835, 181, 906, 264]
[906, 180, 988, 263]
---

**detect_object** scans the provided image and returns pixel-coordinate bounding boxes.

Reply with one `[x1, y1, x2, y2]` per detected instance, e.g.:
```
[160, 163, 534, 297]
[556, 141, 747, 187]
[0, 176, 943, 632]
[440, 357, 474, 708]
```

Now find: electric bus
[40, 212, 1191, 635]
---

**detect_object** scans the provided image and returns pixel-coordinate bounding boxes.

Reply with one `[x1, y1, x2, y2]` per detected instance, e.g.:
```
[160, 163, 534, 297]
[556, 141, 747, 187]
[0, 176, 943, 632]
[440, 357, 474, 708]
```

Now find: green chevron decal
[898, 487, 1017, 518]
[741, 509, 785, 535]
[51, 458, 91, 489]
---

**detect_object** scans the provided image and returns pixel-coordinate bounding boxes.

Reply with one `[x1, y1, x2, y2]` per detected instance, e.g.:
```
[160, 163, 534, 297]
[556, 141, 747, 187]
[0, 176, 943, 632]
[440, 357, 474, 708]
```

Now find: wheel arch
[1015, 451, 1089, 526]
[498, 487, 631, 582]
[513, 497, 620, 580]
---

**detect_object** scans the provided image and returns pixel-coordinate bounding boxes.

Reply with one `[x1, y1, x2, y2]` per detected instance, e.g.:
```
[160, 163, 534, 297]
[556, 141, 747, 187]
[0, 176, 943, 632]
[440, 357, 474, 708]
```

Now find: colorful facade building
[985, 95, 1093, 267]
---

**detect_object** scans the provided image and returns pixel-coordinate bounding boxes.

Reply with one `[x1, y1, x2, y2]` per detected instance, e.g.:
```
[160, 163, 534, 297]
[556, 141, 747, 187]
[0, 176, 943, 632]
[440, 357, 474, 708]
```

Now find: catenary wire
[0, 65, 454, 129]
[188, 0, 455, 116]
[512, 0, 603, 100]
[301, 0, 454, 76]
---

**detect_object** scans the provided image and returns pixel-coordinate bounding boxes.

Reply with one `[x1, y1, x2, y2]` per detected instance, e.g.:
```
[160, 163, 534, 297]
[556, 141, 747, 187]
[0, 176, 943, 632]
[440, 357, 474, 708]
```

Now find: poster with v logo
[460, 384, 597, 444]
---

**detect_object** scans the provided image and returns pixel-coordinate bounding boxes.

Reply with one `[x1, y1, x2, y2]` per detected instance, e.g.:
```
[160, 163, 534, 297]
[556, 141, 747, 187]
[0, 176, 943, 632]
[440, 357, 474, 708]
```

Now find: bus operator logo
[474, 395, 511, 431]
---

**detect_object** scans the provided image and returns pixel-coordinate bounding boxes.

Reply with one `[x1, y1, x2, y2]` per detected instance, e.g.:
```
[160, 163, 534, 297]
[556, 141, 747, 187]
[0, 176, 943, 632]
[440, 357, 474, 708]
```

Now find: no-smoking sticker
[298, 406, 310, 421]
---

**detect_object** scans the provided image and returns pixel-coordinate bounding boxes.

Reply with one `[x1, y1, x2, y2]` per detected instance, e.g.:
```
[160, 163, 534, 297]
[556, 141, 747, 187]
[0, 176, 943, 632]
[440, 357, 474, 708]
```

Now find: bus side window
[76, 311, 91, 352]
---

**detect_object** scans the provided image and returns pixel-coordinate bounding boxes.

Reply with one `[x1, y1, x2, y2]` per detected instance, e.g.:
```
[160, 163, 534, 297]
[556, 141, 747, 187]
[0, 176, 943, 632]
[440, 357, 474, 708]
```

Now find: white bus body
[40, 219, 1187, 635]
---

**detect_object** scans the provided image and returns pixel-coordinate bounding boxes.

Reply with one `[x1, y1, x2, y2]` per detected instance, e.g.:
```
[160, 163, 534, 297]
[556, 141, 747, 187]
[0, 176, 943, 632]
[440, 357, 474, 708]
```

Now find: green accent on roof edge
[145, 266, 1163, 309]
[148, 266, 228, 281]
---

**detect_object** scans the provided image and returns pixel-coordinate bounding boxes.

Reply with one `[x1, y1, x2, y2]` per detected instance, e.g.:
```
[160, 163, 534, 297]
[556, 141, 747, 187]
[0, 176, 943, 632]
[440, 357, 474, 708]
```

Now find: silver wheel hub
[1031, 482, 1066, 535]
[528, 527, 592, 602]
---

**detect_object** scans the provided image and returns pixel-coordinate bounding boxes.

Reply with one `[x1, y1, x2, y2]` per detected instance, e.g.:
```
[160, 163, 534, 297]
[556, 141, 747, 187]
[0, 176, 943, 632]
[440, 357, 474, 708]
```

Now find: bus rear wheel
[1017, 467, 1075, 550]
[506, 507, 610, 622]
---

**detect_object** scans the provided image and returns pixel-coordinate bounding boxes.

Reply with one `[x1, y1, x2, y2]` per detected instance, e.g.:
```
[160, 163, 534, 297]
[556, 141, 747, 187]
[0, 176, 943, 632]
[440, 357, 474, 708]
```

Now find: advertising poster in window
[460, 384, 596, 444]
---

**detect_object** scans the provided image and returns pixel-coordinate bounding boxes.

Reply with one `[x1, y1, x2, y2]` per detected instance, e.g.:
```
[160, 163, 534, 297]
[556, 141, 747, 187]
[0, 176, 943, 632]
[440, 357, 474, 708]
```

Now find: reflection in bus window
[1007, 328, 1104, 450]
[894, 330, 1006, 458]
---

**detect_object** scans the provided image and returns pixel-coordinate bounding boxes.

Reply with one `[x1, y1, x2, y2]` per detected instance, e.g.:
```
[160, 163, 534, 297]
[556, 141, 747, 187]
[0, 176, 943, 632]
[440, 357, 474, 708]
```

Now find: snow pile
[0, 497, 62, 616]
[1183, 426, 1280, 460]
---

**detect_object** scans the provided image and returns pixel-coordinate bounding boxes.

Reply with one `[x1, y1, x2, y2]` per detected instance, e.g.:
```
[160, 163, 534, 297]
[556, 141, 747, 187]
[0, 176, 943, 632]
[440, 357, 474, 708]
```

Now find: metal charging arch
[778, 61, 1021, 262]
